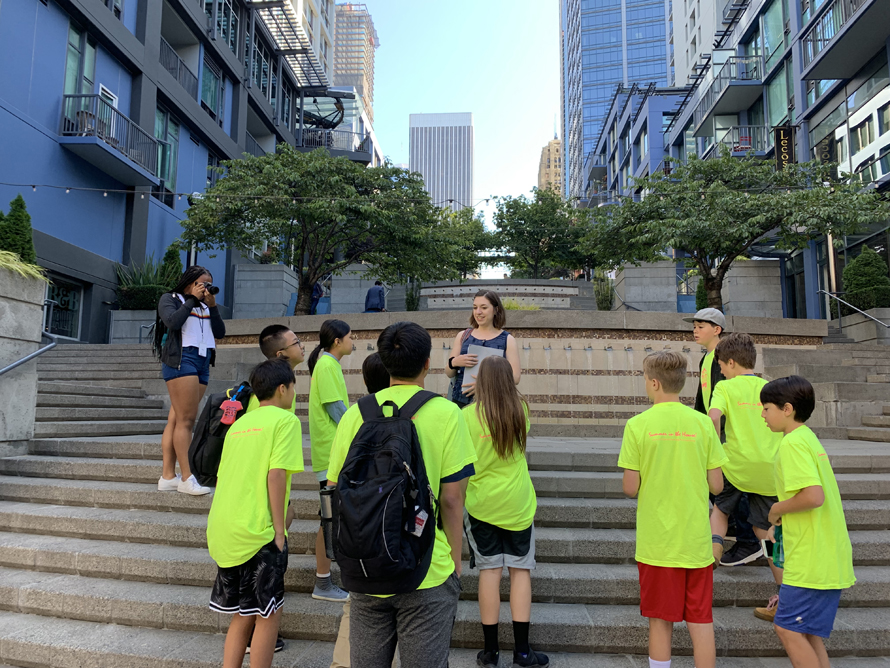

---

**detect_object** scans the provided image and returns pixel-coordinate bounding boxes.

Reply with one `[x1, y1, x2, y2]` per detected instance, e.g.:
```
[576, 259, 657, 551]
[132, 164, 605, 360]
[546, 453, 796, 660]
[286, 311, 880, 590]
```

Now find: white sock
[649, 659, 671, 668]
[316, 572, 330, 579]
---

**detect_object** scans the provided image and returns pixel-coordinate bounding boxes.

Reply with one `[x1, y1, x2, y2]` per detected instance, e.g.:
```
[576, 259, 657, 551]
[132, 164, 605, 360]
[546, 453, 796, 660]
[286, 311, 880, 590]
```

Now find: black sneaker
[477, 649, 500, 667]
[513, 648, 549, 668]
[720, 540, 764, 567]
[245, 634, 285, 654]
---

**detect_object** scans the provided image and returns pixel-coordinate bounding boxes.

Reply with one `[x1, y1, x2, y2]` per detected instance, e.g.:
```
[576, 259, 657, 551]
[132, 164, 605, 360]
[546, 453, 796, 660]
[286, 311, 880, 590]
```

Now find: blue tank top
[451, 330, 509, 405]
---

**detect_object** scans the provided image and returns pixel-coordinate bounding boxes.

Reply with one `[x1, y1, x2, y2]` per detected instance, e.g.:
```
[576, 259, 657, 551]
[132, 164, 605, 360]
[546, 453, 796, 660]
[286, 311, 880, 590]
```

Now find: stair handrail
[0, 330, 59, 378]
[819, 289, 890, 336]
[612, 289, 641, 311]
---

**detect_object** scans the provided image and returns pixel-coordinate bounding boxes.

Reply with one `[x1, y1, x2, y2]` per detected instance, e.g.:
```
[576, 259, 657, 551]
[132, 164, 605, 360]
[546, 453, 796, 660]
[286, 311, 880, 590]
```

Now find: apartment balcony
[692, 56, 763, 137]
[160, 37, 199, 100]
[245, 132, 267, 157]
[58, 95, 160, 186]
[800, 0, 890, 80]
[702, 125, 770, 159]
[584, 152, 607, 181]
[296, 128, 372, 164]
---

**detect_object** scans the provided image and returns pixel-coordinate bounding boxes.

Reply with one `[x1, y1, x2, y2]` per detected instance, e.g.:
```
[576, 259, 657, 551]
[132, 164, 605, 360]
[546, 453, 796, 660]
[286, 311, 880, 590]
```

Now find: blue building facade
[561, 0, 674, 200]
[0, 0, 371, 341]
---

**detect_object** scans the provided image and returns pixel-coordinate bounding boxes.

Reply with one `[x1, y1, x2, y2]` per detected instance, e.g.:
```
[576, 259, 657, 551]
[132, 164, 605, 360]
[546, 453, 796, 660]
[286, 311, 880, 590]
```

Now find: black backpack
[332, 390, 440, 595]
[188, 382, 253, 487]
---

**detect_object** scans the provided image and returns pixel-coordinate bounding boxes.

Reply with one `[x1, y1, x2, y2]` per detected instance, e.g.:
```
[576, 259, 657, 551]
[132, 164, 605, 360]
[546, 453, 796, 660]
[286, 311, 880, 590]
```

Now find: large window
[207, 152, 219, 189]
[64, 24, 96, 97]
[201, 57, 223, 124]
[761, 0, 786, 71]
[766, 64, 789, 128]
[154, 108, 180, 206]
[850, 117, 874, 154]
[247, 33, 273, 99]
[45, 278, 83, 340]
[206, 0, 240, 56]
[880, 103, 890, 136]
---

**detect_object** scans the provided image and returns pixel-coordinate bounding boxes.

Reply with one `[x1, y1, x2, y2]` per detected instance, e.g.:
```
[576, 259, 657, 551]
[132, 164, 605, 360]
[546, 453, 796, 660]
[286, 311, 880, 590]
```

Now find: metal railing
[245, 132, 266, 157]
[802, 0, 868, 67]
[160, 37, 199, 99]
[0, 300, 62, 378]
[299, 129, 372, 154]
[612, 289, 641, 311]
[703, 125, 770, 158]
[819, 289, 890, 336]
[60, 95, 159, 176]
[693, 56, 762, 129]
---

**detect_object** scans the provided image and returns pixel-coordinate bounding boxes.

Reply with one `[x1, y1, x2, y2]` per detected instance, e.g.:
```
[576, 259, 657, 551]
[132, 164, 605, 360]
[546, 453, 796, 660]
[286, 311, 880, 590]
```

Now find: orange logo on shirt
[736, 401, 763, 409]
[648, 430, 698, 439]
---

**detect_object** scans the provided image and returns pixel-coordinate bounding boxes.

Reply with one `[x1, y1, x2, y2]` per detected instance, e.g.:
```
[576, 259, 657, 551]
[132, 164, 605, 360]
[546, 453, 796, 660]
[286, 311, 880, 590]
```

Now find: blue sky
[366, 1, 561, 226]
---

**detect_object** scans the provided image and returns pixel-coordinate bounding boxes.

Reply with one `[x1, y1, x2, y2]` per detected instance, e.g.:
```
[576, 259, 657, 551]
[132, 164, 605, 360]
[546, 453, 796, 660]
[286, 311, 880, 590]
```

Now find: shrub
[161, 243, 183, 281]
[116, 254, 180, 310]
[593, 267, 614, 311]
[831, 246, 890, 317]
[0, 250, 46, 282]
[117, 285, 170, 310]
[502, 298, 540, 311]
[695, 275, 708, 310]
[0, 195, 37, 264]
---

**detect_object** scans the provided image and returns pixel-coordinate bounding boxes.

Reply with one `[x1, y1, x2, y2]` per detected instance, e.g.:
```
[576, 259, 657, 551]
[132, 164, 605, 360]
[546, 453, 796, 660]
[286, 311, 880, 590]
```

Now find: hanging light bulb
[65, 188, 70, 194]
[103, 191, 108, 197]
[31, 185, 36, 192]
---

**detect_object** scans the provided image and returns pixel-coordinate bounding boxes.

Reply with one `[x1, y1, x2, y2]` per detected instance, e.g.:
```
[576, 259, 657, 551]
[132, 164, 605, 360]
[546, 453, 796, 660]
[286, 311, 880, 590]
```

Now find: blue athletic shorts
[774, 584, 842, 638]
[162, 346, 210, 385]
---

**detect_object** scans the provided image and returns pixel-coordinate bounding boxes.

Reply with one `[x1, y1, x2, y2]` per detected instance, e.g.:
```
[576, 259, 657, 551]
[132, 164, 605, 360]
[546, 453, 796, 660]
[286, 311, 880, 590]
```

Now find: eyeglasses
[281, 339, 304, 351]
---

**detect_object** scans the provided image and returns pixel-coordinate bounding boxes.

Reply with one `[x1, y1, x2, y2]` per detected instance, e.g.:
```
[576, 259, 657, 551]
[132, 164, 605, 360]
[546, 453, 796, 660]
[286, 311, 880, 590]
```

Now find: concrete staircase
[0, 344, 889, 666]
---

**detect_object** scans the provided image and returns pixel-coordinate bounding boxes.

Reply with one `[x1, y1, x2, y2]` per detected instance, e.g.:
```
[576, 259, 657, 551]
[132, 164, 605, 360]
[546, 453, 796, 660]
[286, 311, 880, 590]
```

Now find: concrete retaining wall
[835, 308, 890, 345]
[109, 310, 156, 344]
[613, 261, 677, 312]
[232, 264, 299, 320]
[0, 270, 45, 453]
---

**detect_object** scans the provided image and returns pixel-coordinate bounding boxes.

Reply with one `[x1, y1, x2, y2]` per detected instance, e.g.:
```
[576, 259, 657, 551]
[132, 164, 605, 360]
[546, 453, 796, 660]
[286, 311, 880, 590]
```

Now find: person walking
[364, 280, 386, 313]
[445, 290, 521, 408]
[154, 266, 226, 495]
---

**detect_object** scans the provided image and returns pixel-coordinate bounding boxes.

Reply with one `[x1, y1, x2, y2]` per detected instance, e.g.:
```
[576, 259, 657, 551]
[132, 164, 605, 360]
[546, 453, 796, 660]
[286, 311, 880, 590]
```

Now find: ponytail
[308, 319, 351, 375]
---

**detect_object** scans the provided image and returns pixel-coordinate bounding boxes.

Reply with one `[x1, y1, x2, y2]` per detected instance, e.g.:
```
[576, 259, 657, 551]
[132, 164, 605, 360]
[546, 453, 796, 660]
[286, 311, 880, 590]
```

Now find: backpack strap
[398, 390, 439, 421]
[358, 394, 384, 422]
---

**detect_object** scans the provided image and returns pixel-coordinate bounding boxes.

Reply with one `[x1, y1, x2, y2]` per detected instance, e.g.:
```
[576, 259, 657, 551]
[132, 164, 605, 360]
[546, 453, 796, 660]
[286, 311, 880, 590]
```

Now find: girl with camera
[153, 266, 226, 495]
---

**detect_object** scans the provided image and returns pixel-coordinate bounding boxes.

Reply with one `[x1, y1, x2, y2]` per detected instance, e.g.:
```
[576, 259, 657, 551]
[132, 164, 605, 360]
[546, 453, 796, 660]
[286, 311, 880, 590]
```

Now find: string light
[31, 185, 36, 192]
[103, 191, 107, 197]
[65, 188, 70, 194]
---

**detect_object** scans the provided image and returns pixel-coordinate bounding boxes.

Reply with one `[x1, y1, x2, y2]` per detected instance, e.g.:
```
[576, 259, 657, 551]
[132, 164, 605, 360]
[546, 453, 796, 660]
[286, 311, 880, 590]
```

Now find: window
[45, 277, 83, 340]
[850, 118, 874, 154]
[154, 108, 180, 206]
[206, 0, 240, 56]
[64, 24, 96, 97]
[880, 103, 890, 136]
[246, 33, 273, 99]
[761, 0, 785, 71]
[202, 58, 223, 124]
[99, 85, 118, 108]
[767, 64, 789, 128]
[846, 60, 889, 116]
[207, 152, 220, 189]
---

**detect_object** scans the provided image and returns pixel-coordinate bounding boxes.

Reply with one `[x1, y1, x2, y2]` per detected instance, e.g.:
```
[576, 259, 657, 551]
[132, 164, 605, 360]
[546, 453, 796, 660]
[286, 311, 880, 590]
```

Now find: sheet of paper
[462, 344, 506, 386]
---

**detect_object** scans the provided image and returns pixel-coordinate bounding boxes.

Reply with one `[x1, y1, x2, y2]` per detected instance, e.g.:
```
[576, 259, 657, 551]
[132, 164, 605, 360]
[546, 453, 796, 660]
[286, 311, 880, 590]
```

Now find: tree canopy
[581, 149, 890, 309]
[181, 145, 471, 314]
[0, 195, 37, 265]
[440, 207, 493, 279]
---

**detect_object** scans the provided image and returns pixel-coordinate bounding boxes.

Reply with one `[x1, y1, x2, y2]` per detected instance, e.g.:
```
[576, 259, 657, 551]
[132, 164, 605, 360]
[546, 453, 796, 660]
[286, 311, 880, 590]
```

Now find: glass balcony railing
[802, 0, 868, 67]
[702, 125, 770, 158]
[693, 56, 763, 130]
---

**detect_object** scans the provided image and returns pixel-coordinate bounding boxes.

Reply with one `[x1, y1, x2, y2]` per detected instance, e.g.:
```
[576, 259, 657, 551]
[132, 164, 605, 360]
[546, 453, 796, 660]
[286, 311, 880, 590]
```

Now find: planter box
[233, 264, 301, 320]
[0, 269, 45, 452]
[110, 310, 156, 344]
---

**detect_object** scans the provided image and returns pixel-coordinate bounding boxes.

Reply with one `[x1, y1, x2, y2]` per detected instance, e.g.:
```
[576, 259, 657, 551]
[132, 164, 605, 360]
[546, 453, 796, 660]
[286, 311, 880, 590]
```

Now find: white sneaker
[177, 475, 212, 496]
[158, 474, 181, 491]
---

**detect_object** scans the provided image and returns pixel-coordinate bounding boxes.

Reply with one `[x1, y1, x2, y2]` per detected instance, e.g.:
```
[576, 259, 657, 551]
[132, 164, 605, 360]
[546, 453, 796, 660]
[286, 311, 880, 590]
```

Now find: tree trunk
[293, 277, 315, 316]
[703, 275, 725, 311]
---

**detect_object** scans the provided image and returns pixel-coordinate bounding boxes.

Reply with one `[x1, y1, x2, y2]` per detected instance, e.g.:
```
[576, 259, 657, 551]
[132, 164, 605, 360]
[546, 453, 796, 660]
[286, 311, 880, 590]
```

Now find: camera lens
[205, 283, 220, 295]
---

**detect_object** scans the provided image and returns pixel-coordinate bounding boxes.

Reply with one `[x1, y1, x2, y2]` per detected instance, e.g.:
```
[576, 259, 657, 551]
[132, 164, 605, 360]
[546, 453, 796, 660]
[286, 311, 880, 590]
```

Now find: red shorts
[637, 563, 713, 623]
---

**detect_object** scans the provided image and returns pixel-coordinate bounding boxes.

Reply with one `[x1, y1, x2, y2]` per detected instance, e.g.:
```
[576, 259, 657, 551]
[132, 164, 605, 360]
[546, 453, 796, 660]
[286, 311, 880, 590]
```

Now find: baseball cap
[682, 307, 727, 330]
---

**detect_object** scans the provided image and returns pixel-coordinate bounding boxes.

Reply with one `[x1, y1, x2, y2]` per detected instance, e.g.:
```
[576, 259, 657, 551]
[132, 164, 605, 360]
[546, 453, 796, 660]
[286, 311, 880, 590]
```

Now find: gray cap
[682, 307, 727, 330]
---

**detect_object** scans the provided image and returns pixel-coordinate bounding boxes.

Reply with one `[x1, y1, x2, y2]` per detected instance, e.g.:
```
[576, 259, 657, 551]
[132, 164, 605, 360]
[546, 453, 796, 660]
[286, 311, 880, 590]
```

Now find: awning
[248, 0, 328, 89]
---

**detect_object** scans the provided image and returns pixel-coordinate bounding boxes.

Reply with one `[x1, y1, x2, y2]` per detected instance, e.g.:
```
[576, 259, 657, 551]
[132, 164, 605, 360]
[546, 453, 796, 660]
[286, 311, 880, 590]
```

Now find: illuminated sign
[774, 126, 795, 170]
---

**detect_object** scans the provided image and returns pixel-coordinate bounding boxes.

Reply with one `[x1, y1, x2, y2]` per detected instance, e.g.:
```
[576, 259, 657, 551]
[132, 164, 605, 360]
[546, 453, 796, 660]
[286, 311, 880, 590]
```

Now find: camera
[203, 282, 220, 296]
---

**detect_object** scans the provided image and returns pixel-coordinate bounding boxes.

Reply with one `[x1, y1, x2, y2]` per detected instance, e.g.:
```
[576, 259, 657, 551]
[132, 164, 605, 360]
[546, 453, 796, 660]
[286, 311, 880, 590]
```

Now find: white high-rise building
[409, 113, 474, 213]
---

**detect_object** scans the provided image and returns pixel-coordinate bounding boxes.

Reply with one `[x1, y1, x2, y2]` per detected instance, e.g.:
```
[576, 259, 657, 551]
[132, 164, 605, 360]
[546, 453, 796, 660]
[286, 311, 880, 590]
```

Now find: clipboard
[462, 344, 506, 387]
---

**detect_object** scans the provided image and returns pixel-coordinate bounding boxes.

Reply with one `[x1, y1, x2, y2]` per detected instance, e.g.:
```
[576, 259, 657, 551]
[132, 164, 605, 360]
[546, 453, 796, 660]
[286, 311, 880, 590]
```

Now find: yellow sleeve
[617, 419, 641, 470]
[326, 404, 362, 482]
[269, 414, 304, 473]
[440, 403, 477, 480]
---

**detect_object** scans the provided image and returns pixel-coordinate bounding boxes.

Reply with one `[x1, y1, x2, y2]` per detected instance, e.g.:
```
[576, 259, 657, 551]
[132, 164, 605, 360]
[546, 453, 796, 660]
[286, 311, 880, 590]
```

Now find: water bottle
[772, 524, 785, 569]
[319, 485, 336, 561]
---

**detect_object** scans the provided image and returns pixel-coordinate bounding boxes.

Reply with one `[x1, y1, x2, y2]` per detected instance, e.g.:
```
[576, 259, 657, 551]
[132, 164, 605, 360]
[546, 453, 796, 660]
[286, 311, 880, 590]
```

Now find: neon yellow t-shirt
[710, 375, 781, 496]
[774, 425, 856, 590]
[309, 353, 349, 475]
[207, 406, 304, 568]
[327, 385, 477, 593]
[247, 392, 297, 414]
[618, 402, 728, 569]
[700, 350, 716, 411]
[463, 403, 536, 531]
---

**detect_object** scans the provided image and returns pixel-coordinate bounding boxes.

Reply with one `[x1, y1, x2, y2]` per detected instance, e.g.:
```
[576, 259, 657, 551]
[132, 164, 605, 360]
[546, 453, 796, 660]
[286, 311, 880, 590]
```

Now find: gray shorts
[464, 510, 536, 570]
[713, 474, 777, 532]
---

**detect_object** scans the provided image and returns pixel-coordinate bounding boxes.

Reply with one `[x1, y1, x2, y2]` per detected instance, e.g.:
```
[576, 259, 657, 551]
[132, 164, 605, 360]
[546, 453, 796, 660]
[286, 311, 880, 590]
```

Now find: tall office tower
[560, 0, 673, 200]
[334, 3, 379, 124]
[538, 138, 564, 193]
[409, 113, 474, 213]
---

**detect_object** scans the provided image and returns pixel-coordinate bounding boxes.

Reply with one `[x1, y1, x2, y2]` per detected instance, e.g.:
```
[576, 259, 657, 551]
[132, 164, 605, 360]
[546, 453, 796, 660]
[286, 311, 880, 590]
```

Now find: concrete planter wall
[834, 308, 890, 345]
[232, 264, 300, 320]
[0, 269, 45, 453]
[109, 310, 156, 344]
[420, 278, 595, 311]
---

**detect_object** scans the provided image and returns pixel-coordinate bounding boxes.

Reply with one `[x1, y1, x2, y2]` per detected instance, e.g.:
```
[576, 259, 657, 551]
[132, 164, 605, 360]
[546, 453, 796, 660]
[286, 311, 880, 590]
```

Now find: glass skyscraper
[561, 0, 673, 199]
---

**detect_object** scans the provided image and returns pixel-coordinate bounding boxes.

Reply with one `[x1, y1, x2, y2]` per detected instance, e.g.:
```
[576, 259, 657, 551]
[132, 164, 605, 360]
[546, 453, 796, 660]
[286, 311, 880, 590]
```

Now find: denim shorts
[162, 346, 210, 385]
[774, 584, 843, 638]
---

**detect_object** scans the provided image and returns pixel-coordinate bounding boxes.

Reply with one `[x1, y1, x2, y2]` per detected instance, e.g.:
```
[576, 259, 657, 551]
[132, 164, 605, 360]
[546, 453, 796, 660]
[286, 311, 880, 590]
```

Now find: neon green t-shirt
[700, 350, 716, 411]
[309, 353, 349, 475]
[618, 402, 728, 569]
[774, 425, 856, 590]
[463, 403, 536, 531]
[247, 392, 296, 414]
[710, 375, 781, 496]
[327, 385, 477, 593]
[207, 406, 304, 568]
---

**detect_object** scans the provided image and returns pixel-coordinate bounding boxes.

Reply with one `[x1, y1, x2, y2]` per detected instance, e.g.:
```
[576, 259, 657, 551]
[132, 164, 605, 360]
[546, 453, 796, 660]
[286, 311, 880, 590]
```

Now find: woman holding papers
[446, 290, 521, 407]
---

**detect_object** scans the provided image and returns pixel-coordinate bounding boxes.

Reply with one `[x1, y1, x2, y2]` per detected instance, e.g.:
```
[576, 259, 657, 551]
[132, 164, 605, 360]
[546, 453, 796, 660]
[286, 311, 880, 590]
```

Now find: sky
[365, 1, 562, 230]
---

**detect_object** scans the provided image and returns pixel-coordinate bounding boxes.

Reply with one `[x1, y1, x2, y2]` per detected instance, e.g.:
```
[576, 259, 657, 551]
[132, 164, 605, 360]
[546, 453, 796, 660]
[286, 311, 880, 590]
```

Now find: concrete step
[37, 381, 146, 399]
[0, 502, 886, 565]
[35, 407, 170, 422]
[38, 370, 161, 382]
[0, 456, 319, 488]
[863, 416, 890, 429]
[765, 364, 870, 384]
[869, 375, 890, 384]
[2, 531, 888, 608]
[885, 405, 890, 416]
[46, 343, 155, 353]
[1, 476, 886, 531]
[32, 420, 167, 438]
[0, 568, 888, 656]
[850, 428, 890, 443]
[39, 378, 150, 390]
[36, 394, 164, 409]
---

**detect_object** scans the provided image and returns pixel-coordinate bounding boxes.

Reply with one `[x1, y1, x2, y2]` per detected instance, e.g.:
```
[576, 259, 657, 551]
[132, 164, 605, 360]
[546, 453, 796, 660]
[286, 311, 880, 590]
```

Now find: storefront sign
[814, 134, 839, 179]
[774, 126, 795, 170]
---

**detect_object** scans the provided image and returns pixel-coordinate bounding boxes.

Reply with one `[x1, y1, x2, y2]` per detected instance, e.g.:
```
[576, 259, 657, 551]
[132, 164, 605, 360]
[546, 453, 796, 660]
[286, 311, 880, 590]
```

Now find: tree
[441, 208, 492, 279]
[161, 243, 183, 284]
[581, 148, 890, 310]
[181, 145, 467, 314]
[0, 195, 37, 264]
[494, 188, 581, 280]
[836, 245, 890, 314]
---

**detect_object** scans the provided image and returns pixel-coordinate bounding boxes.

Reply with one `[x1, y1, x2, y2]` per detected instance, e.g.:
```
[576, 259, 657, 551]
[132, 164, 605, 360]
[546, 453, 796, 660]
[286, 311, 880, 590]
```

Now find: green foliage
[405, 281, 421, 312]
[832, 246, 890, 316]
[0, 195, 37, 264]
[695, 275, 708, 310]
[116, 254, 180, 310]
[161, 243, 183, 281]
[441, 208, 493, 278]
[593, 267, 614, 311]
[580, 150, 890, 310]
[182, 145, 467, 314]
[502, 298, 540, 311]
[0, 250, 47, 282]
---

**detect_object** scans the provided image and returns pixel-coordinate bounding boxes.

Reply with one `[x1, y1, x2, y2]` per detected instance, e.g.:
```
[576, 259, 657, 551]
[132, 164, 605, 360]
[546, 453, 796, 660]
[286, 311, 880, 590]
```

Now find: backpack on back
[188, 382, 253, 487]
[332, 390, 440, 595]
